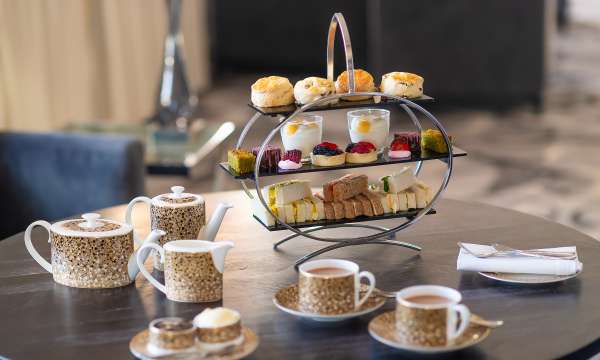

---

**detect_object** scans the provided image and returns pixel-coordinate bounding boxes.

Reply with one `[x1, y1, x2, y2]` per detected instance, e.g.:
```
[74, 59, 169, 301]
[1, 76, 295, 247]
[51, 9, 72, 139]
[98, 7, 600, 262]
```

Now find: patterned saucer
[273, 283, 386, 322]
[368, 311, 491, 354]
[129, 327, 259, 360]
[479, 270, 581, 284]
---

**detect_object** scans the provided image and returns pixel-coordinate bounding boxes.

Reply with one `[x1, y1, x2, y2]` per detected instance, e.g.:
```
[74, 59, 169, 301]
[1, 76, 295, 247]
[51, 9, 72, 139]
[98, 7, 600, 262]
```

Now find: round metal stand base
[272, 224, 422, 269]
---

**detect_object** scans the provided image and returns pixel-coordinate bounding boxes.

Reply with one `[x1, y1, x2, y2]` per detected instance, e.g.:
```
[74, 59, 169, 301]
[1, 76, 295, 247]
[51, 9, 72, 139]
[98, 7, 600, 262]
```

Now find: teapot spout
[128, 229, 165, 281]
[210, 241, 234, 273]
[202, 202, 233, 241]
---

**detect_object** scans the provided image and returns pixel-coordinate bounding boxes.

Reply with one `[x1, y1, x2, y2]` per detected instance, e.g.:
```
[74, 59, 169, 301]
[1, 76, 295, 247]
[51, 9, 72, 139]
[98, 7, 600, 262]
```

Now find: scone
[310, 142, 346, 167]
[380, 72, 424, 99]
[293, 77, 336, 105]
[335, 69, 376, 101]
[251, 76, 294, 107]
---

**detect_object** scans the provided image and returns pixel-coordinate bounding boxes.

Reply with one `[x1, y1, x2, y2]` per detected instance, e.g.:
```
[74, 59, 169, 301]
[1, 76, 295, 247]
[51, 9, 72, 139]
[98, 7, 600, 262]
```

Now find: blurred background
[1, 0, 599, 240]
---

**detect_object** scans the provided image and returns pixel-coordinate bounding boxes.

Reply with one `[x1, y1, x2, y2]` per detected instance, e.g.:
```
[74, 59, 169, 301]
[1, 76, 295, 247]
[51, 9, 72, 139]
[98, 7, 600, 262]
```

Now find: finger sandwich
[379, 167, 416, 193]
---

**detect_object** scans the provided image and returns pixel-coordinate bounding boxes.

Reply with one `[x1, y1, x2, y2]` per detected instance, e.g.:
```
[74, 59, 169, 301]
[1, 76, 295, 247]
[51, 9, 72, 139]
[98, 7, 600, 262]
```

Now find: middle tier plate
[253, 208, 436, 231]
[219, 146, 467, 180]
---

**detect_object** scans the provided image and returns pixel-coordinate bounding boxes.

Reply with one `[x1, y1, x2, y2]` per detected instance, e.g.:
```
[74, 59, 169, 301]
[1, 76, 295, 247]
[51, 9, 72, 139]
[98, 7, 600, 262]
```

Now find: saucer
[273, 283, 386, 322]
[479, 270, 581, 284]
[129, 327, 259, 360]
[368, 311, 490, 354]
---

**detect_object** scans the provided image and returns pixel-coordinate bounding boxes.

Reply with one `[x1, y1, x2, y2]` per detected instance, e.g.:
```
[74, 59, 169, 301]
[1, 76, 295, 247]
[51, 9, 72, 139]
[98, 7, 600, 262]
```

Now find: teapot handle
[125, 196, 152, 247]
[136, 242, 167, 294]
[24, 221, 53, 273]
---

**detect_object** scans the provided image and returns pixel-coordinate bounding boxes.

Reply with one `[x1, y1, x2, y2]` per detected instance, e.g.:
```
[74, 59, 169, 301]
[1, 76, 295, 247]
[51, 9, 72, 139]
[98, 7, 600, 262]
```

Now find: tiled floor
[148, 20, 600, 240]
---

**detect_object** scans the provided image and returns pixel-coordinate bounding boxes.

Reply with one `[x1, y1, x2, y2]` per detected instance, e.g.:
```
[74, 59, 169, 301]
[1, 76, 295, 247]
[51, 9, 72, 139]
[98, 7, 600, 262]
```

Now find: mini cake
[294, 77, 336, 105]
[193, 307, 243, 350]
[310, 142, 346, 167]
[394, 131, 421, 153]
[251, 76, 294, 107]
[421, 129, 453, 153]
[335, 69, 376, 101]
[380, 71, 424, 98]
[388, 138, 411, 159]
[278, 150, 302, 170]
[227, 149, 256, 174]
[345, 142, 377, 164]
[252, 145, 281, 172]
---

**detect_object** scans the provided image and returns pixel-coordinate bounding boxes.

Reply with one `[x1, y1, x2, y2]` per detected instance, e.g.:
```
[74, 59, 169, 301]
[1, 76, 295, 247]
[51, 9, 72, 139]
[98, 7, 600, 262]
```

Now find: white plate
[368, 311, 491, 354]
[273, 283, 386, 322]
[479, 270, 581, 284]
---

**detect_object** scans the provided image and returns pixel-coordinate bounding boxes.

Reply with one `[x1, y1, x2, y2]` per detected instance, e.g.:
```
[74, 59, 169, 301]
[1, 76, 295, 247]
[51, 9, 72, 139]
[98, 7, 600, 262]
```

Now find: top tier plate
[248, 95, 434, 116]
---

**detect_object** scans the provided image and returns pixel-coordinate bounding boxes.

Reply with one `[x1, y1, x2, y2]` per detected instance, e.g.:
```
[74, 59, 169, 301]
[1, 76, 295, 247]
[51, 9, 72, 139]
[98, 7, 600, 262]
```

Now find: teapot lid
[152, 186, 204, 207]
[51, 213, 132, 238]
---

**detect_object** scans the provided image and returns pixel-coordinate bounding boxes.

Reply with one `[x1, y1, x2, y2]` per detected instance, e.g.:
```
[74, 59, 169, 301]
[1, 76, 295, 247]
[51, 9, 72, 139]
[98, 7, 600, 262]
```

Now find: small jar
[148, 317, 196, 350]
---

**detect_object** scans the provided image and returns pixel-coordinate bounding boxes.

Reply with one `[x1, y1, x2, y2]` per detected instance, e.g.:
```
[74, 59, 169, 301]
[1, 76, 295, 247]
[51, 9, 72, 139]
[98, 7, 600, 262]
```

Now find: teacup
[395, 285, 471, 346]
[298, 259, 375, 315]
[137, 240, 234, 303]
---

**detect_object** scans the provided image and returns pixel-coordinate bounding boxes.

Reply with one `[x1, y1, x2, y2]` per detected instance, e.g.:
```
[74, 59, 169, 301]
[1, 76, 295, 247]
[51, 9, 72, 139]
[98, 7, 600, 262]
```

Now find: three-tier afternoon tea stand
[219, 13, 467, 268]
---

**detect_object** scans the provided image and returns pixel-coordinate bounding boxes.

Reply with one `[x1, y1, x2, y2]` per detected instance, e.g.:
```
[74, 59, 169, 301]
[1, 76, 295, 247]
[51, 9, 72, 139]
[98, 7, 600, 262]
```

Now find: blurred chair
[0, 132, 145, 239]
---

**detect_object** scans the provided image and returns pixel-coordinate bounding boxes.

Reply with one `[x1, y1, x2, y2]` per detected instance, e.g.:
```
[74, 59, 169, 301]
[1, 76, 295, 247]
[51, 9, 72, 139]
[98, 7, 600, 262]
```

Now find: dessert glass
[280, 114, 323, 161]
[347, 109, 390, 150]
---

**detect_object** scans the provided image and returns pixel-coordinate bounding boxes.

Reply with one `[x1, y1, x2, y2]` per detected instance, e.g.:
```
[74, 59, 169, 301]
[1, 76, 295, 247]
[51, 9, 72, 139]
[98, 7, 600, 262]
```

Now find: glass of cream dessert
[347, 109, 390, 150]
[280, 114, 323, 161]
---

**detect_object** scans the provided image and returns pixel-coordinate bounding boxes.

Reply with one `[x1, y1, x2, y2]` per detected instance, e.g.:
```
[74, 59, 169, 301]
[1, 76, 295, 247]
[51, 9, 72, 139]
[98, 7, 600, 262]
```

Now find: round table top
[1, 191, 599, 359]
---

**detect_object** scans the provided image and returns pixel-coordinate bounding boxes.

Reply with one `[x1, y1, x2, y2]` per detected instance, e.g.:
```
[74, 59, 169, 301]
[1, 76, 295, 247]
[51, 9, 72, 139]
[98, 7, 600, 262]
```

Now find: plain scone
[335, 69, 376, 101]
[293, 77, 336, 105]
[380, 72, 424, 99]
[251, 76, 294, 107]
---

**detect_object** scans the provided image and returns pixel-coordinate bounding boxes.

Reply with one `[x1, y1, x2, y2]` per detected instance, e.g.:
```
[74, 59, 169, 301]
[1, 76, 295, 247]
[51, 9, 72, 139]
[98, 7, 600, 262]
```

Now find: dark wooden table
[1, 191, 599, 359]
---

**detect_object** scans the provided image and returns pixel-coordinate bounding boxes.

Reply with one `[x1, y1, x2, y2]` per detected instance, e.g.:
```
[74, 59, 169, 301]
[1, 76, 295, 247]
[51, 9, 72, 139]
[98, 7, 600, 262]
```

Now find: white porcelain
[395, 285, 471, 343]
[347, 108, 390, 149]
[479, 270, 581, 284]
[280, 115, 323, 159]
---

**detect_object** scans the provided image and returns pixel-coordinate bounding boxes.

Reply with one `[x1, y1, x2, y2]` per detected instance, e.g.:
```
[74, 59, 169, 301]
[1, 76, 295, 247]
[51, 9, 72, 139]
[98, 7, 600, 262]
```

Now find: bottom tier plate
[253, 208, 436, 231]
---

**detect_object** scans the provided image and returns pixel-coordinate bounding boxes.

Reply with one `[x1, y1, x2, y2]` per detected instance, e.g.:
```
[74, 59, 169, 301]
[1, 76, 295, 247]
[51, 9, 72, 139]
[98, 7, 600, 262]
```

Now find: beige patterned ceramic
[129, 327, 259, 360]
[126, 186, 232, 270]
[196, 319, 242, 344]
[395, 285, 471, 347]
[274, 283, 386, 322]
[137, 240, 234, 303]
[148, 317, 196, 350]
[297, 259, 376, 315]
[369, 311, 490, 354]
[24, 213, 162, 289]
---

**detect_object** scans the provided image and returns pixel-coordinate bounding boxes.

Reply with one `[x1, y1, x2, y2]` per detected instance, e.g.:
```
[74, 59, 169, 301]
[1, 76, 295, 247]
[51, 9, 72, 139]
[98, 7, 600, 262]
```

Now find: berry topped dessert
[310, 142, 346, 167]
[278, 149, 303, 170]
[388, 138, 412, 159]
[393, 131, 420, 153]
[345, 141, 377, 164]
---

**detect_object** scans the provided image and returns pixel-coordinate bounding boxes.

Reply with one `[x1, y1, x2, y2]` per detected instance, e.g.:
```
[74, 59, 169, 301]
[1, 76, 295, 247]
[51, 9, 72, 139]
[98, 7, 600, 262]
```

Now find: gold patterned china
[193, 308, 244, 351]
[149, 317, 196, 350]
[137, 240, 234, 303]
[273, 283, 385, 322]
[394, 285, 471, 347]
[126, 185, 233, 270]
[129, 327, 259, 360]
[24, 213, 163, 289]
[297, 259, 376, 315]
[368, 311, 491, 354]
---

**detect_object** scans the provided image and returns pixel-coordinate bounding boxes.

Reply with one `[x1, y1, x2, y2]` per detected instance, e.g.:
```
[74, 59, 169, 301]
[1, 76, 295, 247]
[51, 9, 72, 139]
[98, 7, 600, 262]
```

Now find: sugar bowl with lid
[24, 213, 163, 289]
[125, 186, 232, 270]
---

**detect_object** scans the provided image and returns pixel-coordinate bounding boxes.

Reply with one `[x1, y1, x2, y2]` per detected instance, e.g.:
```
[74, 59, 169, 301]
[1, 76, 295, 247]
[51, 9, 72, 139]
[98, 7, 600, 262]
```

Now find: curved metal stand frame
[235, 13, 453, 268]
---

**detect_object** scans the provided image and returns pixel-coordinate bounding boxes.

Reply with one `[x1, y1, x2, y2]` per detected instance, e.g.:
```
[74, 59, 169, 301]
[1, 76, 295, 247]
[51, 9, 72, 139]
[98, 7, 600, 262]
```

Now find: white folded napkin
[457, 243, 582, 276]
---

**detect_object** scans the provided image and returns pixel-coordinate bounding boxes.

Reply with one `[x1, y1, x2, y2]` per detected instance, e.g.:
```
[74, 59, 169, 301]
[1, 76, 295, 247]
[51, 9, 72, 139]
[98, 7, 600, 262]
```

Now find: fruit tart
[310, 142, 346, 167]
[388, 138, 412, 159]
[345, 141, 377, 164]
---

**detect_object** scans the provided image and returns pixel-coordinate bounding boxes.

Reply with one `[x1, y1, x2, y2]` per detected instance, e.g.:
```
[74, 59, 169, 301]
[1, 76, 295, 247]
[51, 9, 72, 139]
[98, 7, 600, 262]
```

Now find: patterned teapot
[24, 213, 163, 289]
[125, 186, 232, 270]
